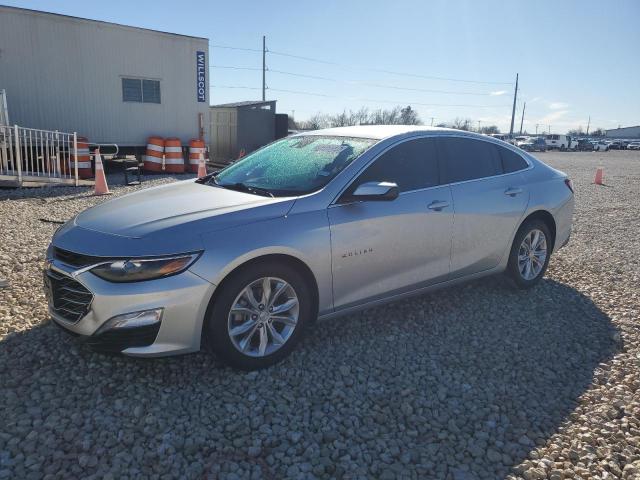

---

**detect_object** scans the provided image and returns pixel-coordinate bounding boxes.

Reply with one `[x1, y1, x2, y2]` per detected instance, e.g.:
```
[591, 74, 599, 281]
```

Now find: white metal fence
[0, 89, 8, 126]
[0, 124, 88, 186]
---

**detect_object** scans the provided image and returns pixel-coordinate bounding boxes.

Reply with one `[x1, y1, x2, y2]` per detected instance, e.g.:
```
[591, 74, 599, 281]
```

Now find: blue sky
[4, 0, 639, 133]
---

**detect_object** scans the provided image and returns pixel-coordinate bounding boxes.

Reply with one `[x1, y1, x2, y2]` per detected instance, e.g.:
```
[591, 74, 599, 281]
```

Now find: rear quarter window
[499, 147, 529, 173]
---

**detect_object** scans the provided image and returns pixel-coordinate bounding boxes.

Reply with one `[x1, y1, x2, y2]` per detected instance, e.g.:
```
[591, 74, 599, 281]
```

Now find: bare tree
[590, 128, 605, 137]
[452, 117, 472, 131]
[352, 107, 370, 125]
[300, 112, 329, 130]
[368, 106, 402, 125]
[479, 125, 500, 135]
[301, 105, 421, 128]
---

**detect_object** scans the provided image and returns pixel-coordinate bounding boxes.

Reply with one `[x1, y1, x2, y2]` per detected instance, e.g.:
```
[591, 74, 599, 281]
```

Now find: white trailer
[0, 6, 210, 153]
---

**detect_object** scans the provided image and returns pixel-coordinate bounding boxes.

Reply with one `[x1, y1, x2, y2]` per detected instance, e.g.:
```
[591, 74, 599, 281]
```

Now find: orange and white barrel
[164, 138, 184, 173]
[188, 139, 205, 173]
[144, 136, 165, 172]
[69, 137, 92, 179]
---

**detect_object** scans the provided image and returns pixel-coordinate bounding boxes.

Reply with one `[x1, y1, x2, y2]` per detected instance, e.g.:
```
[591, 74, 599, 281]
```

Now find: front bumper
[45, 259, 216, 357]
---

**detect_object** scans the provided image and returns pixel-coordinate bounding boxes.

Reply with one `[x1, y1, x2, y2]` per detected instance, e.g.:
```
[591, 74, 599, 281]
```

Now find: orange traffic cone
[93, 148, 111, 195]
[197, 152, 207, 178]
[594, 167, 604, 185]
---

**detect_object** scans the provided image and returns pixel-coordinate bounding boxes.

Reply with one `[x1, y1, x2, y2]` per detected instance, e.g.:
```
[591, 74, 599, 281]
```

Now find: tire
[506, 219, 552, 289]
[205, 260, 314, 370]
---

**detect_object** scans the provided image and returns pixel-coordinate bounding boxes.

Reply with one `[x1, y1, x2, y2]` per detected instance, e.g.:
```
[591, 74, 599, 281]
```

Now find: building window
[122, 78, 161, 104]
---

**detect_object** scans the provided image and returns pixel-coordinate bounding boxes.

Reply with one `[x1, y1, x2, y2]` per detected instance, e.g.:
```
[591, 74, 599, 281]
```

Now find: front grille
[45, 269, 93, 323]
[53, 247, 105, 268]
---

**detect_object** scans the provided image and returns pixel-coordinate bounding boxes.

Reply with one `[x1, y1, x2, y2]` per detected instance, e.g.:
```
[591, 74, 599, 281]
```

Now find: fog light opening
[96, 308, 163, 335]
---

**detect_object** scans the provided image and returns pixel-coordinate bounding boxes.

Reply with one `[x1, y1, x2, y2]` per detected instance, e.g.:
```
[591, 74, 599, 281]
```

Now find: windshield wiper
[218, 182, 274, 197]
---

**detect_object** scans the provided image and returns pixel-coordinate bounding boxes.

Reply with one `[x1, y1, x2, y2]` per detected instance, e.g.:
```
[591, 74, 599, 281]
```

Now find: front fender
[188, 210, 334, 315]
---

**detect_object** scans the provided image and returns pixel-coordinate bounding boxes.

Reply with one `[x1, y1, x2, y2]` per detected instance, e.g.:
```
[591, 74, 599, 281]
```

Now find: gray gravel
[1, 152, 639, 479]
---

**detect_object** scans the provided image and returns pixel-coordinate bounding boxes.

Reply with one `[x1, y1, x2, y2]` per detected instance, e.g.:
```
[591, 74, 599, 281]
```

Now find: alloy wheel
[227, 277, 299, 357]
[518, 229, 547, 281]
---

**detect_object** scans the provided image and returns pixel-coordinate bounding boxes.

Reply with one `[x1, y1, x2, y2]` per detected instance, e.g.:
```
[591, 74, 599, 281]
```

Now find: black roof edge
[0, 4, 209, 41]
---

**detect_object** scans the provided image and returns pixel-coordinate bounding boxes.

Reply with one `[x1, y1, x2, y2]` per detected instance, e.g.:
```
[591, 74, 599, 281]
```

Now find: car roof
[298, 125, 457, 140]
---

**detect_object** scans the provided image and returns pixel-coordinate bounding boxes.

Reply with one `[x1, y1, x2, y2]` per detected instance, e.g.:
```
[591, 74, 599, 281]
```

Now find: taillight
[564, 178, 574, 193]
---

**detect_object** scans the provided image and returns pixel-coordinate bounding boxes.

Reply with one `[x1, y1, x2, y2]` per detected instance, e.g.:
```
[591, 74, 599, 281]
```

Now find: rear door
[438, 136, 530, 277]
[328, 137, 453, 309]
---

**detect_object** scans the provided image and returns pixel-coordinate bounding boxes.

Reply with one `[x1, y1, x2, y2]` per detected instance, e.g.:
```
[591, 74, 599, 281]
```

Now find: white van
[545, 134, 570, 150]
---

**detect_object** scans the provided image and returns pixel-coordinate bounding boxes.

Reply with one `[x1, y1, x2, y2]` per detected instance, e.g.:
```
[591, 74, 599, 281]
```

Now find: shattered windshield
[212, 135, 377, 197]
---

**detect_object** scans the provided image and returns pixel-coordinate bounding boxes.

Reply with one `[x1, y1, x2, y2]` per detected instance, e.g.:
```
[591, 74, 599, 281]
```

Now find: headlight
[90, 253, 200, 283]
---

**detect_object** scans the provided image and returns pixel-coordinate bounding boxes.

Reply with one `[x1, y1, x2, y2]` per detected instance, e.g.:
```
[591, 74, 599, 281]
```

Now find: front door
[328, 137, 453, 310]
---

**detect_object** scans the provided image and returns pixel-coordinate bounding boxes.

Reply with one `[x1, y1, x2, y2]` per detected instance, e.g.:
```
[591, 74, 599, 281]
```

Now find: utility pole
[548, 125, 551, 134]
[586, 115, 591, 135]
[477, 120, 481, 132]
[509, 73, 519, 138]
[430, 117, 434, 126]
[519, 102, 526, 135]
[262, 35, 266, 101]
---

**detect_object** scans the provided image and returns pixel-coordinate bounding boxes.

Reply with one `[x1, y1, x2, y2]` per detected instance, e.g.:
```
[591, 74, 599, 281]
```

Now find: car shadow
[0, 276, 619, 479]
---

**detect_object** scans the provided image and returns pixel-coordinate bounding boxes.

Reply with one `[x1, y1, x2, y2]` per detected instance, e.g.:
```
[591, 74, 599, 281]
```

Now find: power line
[210, 43, 513, 86]
[267, 69, 503, 95]
[212, 65, 508, 96]
[212, 85, 511, 108]
[268, 49, 512, 85]
[210, 65, 262, 71]
[209, 43, 262, 53]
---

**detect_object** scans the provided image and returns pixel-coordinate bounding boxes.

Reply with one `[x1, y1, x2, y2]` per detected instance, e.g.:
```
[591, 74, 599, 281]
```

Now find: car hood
[53, 180, 295, 257]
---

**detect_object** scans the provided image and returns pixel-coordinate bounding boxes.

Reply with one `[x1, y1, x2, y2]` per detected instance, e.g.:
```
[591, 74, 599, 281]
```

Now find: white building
[605, 125, 640, 139]
[0, 6, 210, 152]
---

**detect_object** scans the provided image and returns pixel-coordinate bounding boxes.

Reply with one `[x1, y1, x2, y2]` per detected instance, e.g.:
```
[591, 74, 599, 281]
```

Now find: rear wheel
[506, 219, 552, 289]
[205, 261, 313, 370]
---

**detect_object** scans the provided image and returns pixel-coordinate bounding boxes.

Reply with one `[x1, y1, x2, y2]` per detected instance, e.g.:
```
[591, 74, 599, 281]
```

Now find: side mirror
[343, 181, 399, 203]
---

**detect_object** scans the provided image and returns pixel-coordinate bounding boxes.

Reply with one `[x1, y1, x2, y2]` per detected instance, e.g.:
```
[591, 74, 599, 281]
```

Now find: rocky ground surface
[0, 151, 639, 479]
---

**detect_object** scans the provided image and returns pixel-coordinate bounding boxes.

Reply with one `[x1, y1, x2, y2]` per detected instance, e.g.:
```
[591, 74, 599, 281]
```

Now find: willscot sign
[196, 51, 206, 102]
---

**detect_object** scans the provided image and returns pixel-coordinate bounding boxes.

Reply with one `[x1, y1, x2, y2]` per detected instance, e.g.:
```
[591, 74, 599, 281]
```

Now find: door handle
[427, 200, 449, 211]
[504, 187, 523, 197]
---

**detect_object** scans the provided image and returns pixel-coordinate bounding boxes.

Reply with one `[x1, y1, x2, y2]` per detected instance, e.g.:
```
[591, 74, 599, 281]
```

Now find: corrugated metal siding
[209, 108, 237, 161]
[0, 7, 209, 146]
[237, 104, 275, 153]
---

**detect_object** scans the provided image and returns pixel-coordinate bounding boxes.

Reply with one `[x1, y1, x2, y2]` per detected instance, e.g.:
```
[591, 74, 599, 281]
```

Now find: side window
[350, 138, 439, 193]
[122, 78, 161, 104]
[439, 137, 502, 183]
[499, 146, 529, 173]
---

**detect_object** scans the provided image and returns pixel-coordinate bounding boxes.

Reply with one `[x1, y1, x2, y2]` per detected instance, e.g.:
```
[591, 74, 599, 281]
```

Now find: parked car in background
[577, 139, 595, 151]
[568, 137, 580, 150]
[545, 134, 570, 150]
[519, 137, 547, 152]
[44, 126, 574, 369]
[489, 133, 511, 144]
[608, 141, 625, 150]
[514, 136, 530, 146]
[627, 141, 640, 150]
[592, 140, 610, 152]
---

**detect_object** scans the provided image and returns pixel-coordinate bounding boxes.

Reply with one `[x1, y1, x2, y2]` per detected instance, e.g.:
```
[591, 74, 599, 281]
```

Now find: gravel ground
[0, 151, 639, 479]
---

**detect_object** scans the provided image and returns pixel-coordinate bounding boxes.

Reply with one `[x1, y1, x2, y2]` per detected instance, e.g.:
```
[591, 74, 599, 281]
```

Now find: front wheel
[205, 261, 314, 370]
[506, 220, 552, 289]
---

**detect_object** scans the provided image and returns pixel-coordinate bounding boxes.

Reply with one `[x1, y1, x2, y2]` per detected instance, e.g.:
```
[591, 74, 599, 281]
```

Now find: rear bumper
[553, 195, 574, 253]
[45, 259, 216, 357]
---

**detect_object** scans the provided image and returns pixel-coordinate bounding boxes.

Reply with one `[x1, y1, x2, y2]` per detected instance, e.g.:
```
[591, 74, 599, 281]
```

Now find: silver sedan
[45, 126, 574, 369]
